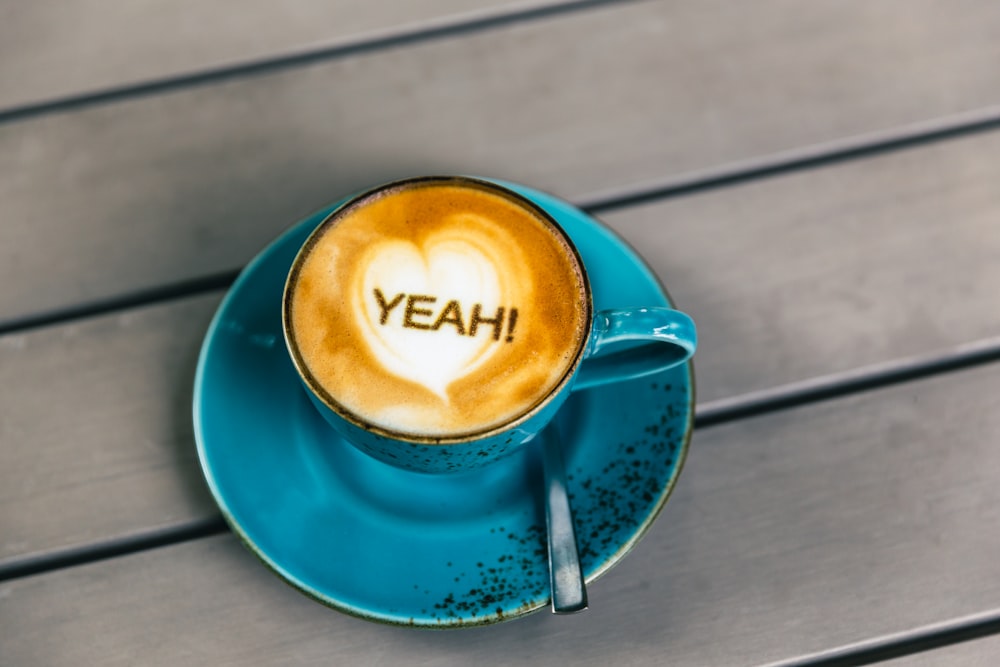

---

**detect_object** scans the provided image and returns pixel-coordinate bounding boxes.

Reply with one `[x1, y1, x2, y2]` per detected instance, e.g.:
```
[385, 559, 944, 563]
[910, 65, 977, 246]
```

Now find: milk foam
[286, 179, 589, 439]
[356, 226, 506, 398]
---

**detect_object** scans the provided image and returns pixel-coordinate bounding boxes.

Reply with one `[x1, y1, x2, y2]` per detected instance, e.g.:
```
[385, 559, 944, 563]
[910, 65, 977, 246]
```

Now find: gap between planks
[0, 0, 641, 126]
[3, 337, 1000, 584]
[2, 104, 1000, 337]
[762, 608, 1000, 667]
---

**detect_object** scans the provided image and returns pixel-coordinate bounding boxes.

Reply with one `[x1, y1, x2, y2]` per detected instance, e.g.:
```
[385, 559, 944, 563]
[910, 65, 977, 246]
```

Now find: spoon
[540, 422, 588, 613]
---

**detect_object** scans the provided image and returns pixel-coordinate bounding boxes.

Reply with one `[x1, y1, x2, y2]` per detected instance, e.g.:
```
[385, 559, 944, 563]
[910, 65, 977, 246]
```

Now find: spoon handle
[541, 424, 588, 614]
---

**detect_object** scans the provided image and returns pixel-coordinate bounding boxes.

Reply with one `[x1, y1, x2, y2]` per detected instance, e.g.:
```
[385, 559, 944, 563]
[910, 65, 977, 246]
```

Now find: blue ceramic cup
[282, 177, 696, 473]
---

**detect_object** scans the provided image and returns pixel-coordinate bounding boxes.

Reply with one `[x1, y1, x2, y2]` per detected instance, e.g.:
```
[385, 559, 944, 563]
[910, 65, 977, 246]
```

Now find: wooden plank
[601, 128, 1000, 402]
[882, 636, 1000, 666]
[3, 0, 1000, 322]
[0, 0, 562, 110]
[3, 362, 1000, 665]
[5, 126, 1000, 565]
[0, 295, 220, 567]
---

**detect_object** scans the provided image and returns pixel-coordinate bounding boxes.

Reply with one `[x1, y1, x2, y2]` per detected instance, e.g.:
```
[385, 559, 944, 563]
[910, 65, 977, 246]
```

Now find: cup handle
[572, 308, 697, 391]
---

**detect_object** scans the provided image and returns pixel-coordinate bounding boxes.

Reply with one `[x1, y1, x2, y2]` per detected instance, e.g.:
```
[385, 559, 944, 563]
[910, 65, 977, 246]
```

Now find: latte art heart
[285, 179, 589, 437]
[355, 232, 512, 399]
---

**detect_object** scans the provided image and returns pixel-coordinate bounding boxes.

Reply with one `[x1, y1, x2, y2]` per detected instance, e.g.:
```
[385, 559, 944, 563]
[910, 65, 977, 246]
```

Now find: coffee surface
[285, 179, 589, 438]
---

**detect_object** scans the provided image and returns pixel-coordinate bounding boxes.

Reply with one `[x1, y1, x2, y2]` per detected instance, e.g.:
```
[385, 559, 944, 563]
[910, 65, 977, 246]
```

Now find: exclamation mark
[505, 308, 519, 343]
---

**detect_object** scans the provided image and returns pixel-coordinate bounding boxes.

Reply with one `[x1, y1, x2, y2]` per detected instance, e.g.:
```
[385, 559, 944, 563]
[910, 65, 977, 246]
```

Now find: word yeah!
[373, 289, 519, 342]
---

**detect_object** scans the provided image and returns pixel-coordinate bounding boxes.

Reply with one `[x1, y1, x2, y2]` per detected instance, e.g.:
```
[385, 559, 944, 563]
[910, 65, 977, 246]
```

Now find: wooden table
[2, 1, 1000, 664]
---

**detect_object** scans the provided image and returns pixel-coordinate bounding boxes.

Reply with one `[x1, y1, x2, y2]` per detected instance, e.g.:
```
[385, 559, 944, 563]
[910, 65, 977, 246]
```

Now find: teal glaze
[194, 181, 695, 626]
[576, 307, 697, 391]
[283, 177, 696, 473]
[302, 385, 569, 474]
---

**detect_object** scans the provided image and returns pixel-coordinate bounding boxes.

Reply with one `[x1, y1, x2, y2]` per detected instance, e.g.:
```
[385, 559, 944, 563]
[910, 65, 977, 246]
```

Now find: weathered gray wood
[0, 295, 220, 566]
[0, 0, 555, 110]
[5, 128, 1000, 565]
[601, 128, 1000, 402]
[3, 362, 1000, 666]
[882, 635, 1000, 666]
[4, 0, 1000, 322]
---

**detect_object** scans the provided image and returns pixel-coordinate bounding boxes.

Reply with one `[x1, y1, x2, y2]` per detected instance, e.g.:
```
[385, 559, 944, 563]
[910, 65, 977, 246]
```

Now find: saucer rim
[193, 181, 695, 627]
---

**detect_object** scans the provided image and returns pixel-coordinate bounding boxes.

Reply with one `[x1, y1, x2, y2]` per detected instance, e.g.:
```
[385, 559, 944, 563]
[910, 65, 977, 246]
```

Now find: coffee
[284, 177, 590, 439]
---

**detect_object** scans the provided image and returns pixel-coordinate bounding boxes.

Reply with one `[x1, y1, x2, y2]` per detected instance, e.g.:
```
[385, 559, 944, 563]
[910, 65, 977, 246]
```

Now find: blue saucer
[194, 182, 694, 627]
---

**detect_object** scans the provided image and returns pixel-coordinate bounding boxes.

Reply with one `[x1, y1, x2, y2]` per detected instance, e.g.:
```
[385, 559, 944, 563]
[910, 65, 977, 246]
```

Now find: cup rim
[281, 175, 594, 445]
